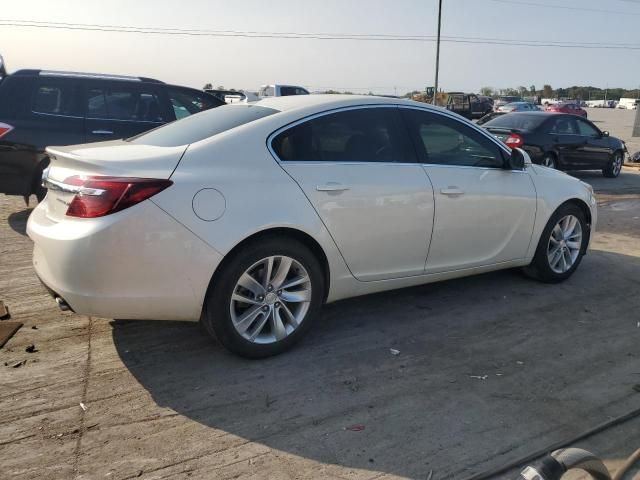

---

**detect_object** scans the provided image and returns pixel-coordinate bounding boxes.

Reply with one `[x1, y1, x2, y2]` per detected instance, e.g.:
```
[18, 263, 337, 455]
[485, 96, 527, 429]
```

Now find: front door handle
[91, 130, 114, 135]
[316, 183, 350, 192]
[440, 187, 464, 196]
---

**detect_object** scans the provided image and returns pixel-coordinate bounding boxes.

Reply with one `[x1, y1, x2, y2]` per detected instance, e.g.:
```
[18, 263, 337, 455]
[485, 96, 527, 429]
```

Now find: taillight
[63, 176, 172, 218]
[504, 133, 524, 149]
[0, 122, 13, 138]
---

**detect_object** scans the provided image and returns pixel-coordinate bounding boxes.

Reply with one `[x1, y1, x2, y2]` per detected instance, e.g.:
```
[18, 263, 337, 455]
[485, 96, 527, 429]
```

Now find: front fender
[525, 165, 596, 259]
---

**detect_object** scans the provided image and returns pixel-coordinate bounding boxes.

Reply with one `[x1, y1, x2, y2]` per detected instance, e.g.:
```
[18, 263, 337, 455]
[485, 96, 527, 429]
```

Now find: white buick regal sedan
[28, 95, 597, 358]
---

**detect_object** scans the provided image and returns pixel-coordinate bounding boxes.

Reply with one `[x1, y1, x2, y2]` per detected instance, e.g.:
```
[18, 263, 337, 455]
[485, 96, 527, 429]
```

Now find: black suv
[0, 70, 224, 201]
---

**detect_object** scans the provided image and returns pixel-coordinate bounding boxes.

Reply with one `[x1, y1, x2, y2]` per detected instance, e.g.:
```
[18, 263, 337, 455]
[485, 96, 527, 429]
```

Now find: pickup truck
[258, 84, 310, 97]
[445, 92, 493, 120]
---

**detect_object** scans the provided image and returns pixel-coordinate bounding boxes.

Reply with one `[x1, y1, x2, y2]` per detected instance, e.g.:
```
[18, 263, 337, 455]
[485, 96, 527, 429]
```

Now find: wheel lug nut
[275, 302, 280, 307]
[267, 285, 273, 291]
[258, 295, 264, 301]
[277, 290, 282, 295]
[262, 306, 269, 312]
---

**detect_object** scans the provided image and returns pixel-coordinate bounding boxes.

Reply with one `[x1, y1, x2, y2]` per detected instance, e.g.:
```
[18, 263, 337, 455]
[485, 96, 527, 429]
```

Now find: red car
[545, 102, 588, 118]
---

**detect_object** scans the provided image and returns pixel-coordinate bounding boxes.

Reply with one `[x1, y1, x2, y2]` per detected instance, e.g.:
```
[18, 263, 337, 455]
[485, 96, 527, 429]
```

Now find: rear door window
[272, 107, 414, 163]
[32, 81, 83, 117]
[549, 117, 578, 135]
[86, 84, 166, 122]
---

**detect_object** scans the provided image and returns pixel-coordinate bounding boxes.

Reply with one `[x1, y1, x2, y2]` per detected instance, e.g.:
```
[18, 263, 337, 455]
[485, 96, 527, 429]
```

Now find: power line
[486, 0, 640, 16]
[2, 19, 640, 50]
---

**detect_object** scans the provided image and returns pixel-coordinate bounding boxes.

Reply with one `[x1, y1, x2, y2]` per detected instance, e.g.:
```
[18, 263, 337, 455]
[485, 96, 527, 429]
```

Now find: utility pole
[433, 0, 443, 105]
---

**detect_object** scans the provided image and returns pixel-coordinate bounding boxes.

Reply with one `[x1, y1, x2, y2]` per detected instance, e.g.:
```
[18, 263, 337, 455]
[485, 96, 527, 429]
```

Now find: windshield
[482, 113, 547, 131]
[129, 104, 278, 147]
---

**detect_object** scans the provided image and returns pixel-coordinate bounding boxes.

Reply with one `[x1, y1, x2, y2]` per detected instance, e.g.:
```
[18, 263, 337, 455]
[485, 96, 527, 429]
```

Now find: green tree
[542, 85, 553, 98]
[480, 86, 494, 96]
[203, 83, 213, 90]
[530, 85, 536, 94]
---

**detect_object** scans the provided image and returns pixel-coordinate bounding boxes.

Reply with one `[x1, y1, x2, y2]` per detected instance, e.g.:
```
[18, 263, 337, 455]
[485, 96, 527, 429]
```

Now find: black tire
[523, 203, 588, 283]
[202, 236, 324, 358]
[603, 150, 623, 178]
[541, 152, 557, 169]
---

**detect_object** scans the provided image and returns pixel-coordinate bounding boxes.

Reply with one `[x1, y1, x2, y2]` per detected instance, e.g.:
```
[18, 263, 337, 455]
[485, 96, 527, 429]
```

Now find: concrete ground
[585, 107, 640, 158]
[1, 170, 640, 479]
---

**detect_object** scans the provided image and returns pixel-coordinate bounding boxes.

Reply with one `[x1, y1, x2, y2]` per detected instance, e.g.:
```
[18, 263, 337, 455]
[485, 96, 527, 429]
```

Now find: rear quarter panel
[150, 116, 356, 303]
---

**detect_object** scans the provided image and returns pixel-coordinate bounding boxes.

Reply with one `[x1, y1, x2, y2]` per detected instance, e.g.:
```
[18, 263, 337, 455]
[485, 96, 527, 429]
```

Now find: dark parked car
[482, 112, 626, 177]
[0, 69, 224, 201]
[445, 92, 493, 119]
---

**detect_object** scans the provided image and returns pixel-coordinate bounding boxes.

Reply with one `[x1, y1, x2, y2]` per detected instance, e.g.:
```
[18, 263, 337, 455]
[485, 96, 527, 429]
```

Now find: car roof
[11, 69, 163, 83]
[253, 94, 440, 113]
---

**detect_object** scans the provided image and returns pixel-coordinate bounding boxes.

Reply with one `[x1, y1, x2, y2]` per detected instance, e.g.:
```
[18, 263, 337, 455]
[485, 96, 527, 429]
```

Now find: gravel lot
[1, 169, 640, 479]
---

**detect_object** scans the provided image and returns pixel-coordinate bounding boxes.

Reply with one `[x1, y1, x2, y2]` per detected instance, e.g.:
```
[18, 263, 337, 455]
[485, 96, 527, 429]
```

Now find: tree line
[478, 85, 640, 100]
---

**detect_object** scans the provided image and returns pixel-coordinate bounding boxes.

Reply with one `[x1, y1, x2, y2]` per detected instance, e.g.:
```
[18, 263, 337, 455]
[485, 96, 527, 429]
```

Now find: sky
[1, 0, 639, 95]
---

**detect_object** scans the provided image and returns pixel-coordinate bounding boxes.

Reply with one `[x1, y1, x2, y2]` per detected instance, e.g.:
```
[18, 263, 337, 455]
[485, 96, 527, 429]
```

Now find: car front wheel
[603, 151, 623, 178]
[524, 204, 587, 283]
[202, 237, 324, 358]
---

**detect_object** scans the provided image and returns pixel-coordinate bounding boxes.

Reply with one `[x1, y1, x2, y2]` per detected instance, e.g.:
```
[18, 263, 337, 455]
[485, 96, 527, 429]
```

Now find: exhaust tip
[55, 297, 71, 312]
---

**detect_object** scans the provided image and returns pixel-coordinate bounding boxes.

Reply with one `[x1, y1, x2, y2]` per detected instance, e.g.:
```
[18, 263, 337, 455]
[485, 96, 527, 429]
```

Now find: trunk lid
[43, 140, 187, 222]
[484, 127, 523, 143]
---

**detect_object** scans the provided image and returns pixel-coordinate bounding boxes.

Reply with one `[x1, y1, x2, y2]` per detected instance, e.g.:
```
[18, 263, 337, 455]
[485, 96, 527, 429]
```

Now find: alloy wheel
[547, 215, 582, 274]
[613, 152, 623, 176]
[230, 256, 312, 344]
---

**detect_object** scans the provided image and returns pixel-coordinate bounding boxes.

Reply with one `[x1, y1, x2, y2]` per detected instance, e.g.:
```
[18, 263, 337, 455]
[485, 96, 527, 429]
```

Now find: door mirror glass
[508, 148, 526, 170]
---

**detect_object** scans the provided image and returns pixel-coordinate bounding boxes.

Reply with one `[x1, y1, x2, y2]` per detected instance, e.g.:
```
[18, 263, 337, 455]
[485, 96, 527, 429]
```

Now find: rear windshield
[483, 113, 547, 131]
[499, 96, 521, 103]
[129, 104, 278, 147]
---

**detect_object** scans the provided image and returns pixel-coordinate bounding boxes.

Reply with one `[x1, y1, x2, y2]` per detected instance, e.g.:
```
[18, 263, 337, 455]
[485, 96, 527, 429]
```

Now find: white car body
[28, 95, 597, 326]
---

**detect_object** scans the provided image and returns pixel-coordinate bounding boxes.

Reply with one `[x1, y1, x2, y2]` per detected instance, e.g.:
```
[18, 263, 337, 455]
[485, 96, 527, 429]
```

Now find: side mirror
[602, 131, 610, 137]
[507, 148, 526, 170]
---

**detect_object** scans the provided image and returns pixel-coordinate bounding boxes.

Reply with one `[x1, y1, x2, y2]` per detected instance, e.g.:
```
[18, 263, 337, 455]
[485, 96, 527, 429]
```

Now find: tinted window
[87, 85, 165, 122]
[167, 87, 221, 120]
[401, 109, 504, 168]
[129, 104, 277, 147]
[280, 86, 309, 96]
[272, 107, 414, 163]
[575, 119, 599, 136]
[549, 116, 577, 135]
[483, 113, 547, 131]
[32, 81, 82, 117]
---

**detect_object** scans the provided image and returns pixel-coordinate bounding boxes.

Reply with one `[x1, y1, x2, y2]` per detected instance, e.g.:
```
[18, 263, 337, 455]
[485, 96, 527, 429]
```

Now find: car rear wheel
[542, 153, 557, 169]
[603, 151, 623, 178]
[523, 204, 587, 283]
[202, 237, 324, 358]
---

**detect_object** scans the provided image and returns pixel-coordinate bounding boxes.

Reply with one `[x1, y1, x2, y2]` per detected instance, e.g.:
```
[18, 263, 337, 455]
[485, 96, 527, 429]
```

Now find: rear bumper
[27, 200, 223, 321]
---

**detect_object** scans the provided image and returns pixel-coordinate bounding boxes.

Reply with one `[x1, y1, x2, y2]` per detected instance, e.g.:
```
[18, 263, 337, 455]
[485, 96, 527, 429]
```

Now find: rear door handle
[91, 130, 114, 135]
[440, 187, 464, 196]
[316, 183, 350, 192]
